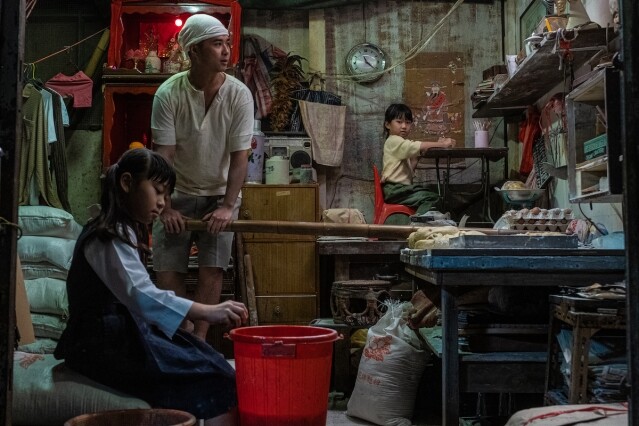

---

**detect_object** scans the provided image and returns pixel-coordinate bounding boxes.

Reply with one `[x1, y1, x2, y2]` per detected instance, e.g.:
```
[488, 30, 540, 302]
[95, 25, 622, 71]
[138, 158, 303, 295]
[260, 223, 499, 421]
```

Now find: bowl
[495, 188, 546, 203]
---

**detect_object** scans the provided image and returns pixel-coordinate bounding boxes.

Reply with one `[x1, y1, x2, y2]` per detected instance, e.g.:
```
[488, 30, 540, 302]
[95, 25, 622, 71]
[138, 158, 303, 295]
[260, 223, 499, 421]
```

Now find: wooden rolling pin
[185, 219, 528, 239]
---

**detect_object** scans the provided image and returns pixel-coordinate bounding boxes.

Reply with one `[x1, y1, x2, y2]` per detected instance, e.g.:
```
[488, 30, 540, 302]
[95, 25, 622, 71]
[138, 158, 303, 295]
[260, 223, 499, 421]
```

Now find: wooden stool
[330, 279, 391, 326]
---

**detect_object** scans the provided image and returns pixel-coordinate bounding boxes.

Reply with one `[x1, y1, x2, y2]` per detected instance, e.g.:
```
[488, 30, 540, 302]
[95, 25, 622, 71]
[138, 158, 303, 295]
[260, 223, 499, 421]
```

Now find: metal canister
[299, 164, 313, 184]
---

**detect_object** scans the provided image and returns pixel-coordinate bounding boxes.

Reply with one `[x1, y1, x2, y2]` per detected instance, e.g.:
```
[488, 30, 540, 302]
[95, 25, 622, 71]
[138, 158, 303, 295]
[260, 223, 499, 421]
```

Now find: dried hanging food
[268, 53, 307, 131]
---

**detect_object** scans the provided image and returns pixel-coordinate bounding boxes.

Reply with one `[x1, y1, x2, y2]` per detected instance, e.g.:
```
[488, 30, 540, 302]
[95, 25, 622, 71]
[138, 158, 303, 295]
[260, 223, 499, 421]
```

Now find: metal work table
[419, 147, 508, 223]
[401, 247, 625, 426]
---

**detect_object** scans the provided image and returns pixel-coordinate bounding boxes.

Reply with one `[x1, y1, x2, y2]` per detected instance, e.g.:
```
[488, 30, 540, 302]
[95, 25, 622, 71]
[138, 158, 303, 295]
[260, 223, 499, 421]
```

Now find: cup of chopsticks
[473, 119, 492, 148]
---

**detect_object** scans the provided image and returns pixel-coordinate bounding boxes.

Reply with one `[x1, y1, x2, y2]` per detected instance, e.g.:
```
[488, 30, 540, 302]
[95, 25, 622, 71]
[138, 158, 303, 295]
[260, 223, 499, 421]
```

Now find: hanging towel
[45, 71, 93, 108]
[299, 100, 346, 167]
[290, 87, 341, 133]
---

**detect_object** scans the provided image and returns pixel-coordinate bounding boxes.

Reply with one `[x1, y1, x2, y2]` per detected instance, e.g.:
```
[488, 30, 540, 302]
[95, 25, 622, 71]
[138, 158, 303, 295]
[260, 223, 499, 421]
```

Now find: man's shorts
[152, 191, 240, 274]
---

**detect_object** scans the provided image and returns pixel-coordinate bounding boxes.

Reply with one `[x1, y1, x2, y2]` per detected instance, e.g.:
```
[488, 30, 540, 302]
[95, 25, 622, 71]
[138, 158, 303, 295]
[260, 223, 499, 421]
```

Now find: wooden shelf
[575, 156, 608, 172]
[569, 190, 622, 204]
[567, 67, 622, 203]
[473, 28, 615, 118]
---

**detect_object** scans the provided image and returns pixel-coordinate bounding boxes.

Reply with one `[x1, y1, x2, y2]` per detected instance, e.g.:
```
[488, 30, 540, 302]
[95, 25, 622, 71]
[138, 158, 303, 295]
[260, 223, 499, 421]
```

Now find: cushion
[12, 352, 151, 426]
[24, 278, 69, 317]
[18, 236, 76, 271]
[18, 206, 82, 239]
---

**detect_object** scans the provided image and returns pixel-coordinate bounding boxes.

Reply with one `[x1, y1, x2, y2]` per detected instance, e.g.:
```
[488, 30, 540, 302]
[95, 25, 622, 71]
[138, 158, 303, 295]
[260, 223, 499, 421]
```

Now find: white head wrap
[178, 14, 228, 53]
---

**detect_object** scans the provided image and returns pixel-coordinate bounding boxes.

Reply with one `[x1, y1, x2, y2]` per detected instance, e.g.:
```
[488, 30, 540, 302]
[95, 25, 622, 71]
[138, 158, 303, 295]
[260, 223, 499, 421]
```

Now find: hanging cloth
[20, 84, 62, 208]
[241, 35, 281, 119]
[517, 105, 541, 176]
[45, 71, 93, 108]
[299, 100, 346, 167]
[45, 88, 71, 212]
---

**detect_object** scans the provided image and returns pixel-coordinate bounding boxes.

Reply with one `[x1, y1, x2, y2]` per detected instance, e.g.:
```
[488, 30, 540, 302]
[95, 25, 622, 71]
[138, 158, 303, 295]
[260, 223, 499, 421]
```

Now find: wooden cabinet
[102, 0, 241, 168]
[566, 67, 622, 203]
[239, 184, 320, 324]
[102, 79, 162, 167]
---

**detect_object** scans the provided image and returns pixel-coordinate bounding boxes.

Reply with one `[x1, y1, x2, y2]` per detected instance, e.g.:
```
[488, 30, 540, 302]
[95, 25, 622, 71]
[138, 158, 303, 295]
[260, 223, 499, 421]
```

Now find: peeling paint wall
[244, 0, 504, 220]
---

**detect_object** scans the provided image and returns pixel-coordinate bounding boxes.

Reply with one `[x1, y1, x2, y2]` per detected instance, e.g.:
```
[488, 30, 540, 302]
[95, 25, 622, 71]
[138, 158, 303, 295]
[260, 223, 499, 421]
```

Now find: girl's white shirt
[84, 225, 193, 339]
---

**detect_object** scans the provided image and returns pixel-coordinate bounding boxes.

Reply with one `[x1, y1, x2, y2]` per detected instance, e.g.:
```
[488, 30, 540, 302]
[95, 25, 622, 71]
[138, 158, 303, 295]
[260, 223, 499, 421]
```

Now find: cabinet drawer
[256, 295, 317, 324]
[244, 242, 317, 295]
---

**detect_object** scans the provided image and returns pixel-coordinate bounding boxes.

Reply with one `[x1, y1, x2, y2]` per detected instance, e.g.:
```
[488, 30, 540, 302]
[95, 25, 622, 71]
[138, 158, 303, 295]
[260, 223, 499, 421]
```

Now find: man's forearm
[223, 151, 248, 208]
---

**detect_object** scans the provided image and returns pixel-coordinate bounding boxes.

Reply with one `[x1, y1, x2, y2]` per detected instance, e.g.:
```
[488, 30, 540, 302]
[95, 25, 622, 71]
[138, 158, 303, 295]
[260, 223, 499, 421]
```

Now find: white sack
[347, 302, 428, 425]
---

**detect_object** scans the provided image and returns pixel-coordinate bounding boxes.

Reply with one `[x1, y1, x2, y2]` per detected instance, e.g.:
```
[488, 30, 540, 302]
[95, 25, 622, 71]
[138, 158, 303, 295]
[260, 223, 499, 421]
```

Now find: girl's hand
[438, 137, 455, 148]
[205, 300, 248, 328]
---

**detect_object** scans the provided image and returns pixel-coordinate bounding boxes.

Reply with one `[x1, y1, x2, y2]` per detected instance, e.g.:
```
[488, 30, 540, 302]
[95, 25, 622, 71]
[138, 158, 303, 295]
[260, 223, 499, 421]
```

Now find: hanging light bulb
[175, 17, 183, 27]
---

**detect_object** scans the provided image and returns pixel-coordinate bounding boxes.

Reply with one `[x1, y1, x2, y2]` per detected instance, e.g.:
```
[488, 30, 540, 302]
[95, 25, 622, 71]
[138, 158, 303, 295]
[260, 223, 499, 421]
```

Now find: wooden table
[317, 238, 407, 281]
[419, 147, 508, 223]
[401, 247, 625, 426]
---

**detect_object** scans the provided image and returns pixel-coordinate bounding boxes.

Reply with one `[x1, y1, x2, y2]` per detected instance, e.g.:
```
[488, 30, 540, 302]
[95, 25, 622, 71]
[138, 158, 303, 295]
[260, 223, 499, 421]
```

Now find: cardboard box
[15, 257, 35, 345]
[584, 134, 607, 160]
[482, 65, 508, 81]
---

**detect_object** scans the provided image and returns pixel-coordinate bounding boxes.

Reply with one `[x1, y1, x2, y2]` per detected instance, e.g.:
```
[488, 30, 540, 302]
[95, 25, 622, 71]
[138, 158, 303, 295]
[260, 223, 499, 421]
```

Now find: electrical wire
[25, 27, 108, 65]
[326, 0, 466, 83]
[578, 203, 607, 235]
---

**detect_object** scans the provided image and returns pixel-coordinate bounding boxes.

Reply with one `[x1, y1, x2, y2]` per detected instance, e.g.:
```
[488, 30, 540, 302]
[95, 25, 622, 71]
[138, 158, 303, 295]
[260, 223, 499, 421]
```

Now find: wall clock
[345, 42, 387, 83]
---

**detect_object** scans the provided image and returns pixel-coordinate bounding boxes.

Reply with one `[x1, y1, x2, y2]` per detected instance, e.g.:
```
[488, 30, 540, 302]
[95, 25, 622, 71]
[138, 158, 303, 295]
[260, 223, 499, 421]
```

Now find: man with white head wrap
[151, 11, 254, 383]
[178, 13, 229, 53]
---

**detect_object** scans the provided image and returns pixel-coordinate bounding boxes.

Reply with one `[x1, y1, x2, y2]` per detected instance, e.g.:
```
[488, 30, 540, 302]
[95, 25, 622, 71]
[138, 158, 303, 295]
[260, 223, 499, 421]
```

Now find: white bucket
[265, 156, 289, 184]
[246, 134, 266, 183]
[246, 120, 266, 184]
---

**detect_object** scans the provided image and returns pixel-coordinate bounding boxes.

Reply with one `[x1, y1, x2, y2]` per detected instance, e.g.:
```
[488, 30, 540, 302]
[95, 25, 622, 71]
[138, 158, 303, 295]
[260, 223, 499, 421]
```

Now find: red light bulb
[175, 18, 183, 27]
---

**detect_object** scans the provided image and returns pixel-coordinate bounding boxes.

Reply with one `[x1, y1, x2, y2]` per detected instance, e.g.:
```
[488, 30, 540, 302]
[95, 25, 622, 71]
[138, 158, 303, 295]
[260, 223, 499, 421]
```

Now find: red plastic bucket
[229, 325, 338, 426]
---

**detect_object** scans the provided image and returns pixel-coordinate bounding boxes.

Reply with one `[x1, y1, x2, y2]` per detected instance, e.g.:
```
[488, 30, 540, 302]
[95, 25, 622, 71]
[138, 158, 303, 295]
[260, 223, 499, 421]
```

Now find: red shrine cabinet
[102, 0, 242, 168]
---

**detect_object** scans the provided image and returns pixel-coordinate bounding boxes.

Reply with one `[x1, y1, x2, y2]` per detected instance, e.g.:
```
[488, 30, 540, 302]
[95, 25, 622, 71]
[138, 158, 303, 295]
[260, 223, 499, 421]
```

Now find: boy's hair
[383, 103, 413, 138]
[89, 149, 176, 253]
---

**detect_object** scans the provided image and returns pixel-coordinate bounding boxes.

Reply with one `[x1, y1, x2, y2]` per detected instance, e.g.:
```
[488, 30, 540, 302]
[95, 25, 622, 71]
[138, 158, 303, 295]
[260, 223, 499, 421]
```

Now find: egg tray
[501, 208, 574, 233]
[507, 223, 570, 233]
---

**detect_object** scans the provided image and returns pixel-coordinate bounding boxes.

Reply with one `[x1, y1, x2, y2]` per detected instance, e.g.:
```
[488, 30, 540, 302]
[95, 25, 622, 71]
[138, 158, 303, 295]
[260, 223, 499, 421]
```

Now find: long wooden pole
[186, 220, 526, 239]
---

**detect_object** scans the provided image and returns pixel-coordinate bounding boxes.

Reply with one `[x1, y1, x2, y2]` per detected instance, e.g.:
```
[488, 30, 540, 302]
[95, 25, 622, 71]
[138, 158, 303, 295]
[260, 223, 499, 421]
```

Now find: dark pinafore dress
[54, 228, 237, 419]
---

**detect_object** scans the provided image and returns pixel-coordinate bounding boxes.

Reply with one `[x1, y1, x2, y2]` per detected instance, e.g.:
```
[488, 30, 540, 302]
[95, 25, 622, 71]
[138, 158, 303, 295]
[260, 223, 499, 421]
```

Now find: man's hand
[202, 205, 234, 234]
[160, 206, 188, 234]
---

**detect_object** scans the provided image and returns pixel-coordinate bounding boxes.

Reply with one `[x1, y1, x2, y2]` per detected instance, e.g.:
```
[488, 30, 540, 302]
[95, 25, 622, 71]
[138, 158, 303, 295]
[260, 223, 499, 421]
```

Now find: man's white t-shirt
[151, 72, 254, 196]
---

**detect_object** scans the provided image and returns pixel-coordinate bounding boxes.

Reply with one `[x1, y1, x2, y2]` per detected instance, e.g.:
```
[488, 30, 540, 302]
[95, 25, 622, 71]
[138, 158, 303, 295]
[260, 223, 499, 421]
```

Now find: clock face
[346, 43, 386, 83]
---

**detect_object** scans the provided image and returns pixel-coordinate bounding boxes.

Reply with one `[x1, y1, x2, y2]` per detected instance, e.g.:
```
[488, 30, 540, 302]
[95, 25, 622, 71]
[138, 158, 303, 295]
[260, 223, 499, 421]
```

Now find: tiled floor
[326, 408, 436, 425]
[325, 394, 438, 426]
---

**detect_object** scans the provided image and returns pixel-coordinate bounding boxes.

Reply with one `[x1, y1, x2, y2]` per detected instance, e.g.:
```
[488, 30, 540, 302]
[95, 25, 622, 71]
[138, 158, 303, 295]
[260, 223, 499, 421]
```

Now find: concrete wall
[49, 0, 623, 232]
[244, 0, 505, 220]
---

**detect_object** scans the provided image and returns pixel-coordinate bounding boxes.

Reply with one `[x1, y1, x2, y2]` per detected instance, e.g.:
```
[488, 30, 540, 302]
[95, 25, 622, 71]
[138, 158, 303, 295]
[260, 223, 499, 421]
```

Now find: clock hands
[362, 54, 377, 68]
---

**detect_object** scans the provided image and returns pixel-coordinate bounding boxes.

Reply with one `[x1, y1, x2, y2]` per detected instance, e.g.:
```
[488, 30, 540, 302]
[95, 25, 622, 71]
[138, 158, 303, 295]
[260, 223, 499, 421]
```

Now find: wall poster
[403, 51, 465, 167]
